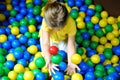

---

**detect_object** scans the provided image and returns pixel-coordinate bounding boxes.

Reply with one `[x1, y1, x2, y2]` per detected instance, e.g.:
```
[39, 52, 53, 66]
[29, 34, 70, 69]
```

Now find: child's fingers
[76, 65, 80, 71]
[53, 66, 59, 71]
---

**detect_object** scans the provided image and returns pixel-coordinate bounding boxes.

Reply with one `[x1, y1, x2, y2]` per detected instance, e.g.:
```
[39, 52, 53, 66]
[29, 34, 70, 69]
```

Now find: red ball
[49, 46, 58, 55]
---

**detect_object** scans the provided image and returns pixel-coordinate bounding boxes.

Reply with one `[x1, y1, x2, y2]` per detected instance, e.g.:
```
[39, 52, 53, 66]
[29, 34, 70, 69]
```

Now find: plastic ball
[20, 8, 27, 15]
[106, 32, 115, 40]
[105, 24, 113, 33]
[107, 16, 115, 24]
[59, 62, 67, 71]
[51, 54, 62, 64]
[0, 34, 7, 43]
[91, 35, 99, 42]
[49, 46, 58, 55]
[86, 9, 95, 16]
[82, 39, 90, 48]
[33, 6, 41, 15]
[11, 27, 19, 35]
[23, 51, 31, 61]
[96, 45, 104, 53]
[35, 57, 46, 68]
[104, 48, 113, 59]
[80, 5, 88, 12]
[99, 37, 107, 45]
[99, 54, 106, 63]
[14, 64, 24, 73]
[86, 22, 94, 29]
[10, 9, 17, 17]
[95, 64, 105, 72]
[27, 45, 38, 54]
[95, 29, 104, 38]
[0, 55, 5, 63]
[0, 48, 7, 55]
[29, 61, 37, 70]
[68, 0, 75, 7]
[28, 25, 36, 33]
[14, 50, 23, 59]
[112, 30, 119, 37]
[28, 18, 36, 25]
[94, 70, 103, 78]
[71, 73, 83, 80]
[111, 55, 119, 64]
[53, 71, 64, 80]
[0, 14, 6, 21]
[111, 38, 119, 46]
[27, 38, 36, 46]
[77, 47, 84, 56]
[85, 72, 95, 80]
[99, 19, 107, 27]
[87, 50, 96, 57]
[35, 15, 43, 23]
[2, 41, 11, 49]
[6, 53, 16, 61]
[16, 14, 24, 21]
[101, 11, 108, 18]
[95, 4, 102, 12]
[70, 9, 79, 19]
[1, 76, 10, 80]
[91, 54, 100, 64]
[8, 71, 17, 80]
[27, 2, 34, 8]
[18, 59, 27, 67]
[75, 0, 83, 7]
[78, 61, 88, 72]
[32, 69, 40, 75]
[82, 32, 90, 39]
[77, 21, 85, 29]
[17, 73, 24, 80]
[85, 0, 92, 5]
[5, 60, 15, 69]
[58, 50, 67, 59]
[71, 53, 82, 64]
[24, 71, 34, 80]
[91, 16, 99, 24]
[35, 72, 46, 80]
[20, 19, 28, 26]
[26, 13, 34, 20]
[107, 67, 116, 74]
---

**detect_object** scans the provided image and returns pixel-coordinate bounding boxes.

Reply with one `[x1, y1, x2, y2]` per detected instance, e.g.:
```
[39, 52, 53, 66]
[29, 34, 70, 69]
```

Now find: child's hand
[48, 63, 59, 75]
[65, 62, 80, 75]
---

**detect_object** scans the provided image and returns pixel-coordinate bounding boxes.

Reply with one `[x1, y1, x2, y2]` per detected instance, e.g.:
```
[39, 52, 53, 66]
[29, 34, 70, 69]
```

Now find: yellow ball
[105, 43, 112, 48]
[6, 4, 12, 10]
[119, 29, 120, 35]
[6, 53, 16, 61]
[0, 14, 6, 21]
[5, 0, 11, 4]
[91, 35, 99, 42]
[71, 54, 82, 64]
[27, 45, 38, 54]
[88, 5, 95, 9]
[24, 71, 34, 80]
[11, 27, 19, 35]
[91, 16, 99, 24]
[113, 63, 119, 67]
[71, 73, 83, 80]
[28, 25, 36, 33]
[117, 16, 120, 22]
[101, 11, 108, 18]
[35, 52, 42, 58]
[103, 60, 111, 66]
[40, 7, 45, 17]
[111, 55, 119, 64]
[107, 16, 115, 24]
[24, 67, 30, 72]
[26, 0, 33, 3]
[111, 38, 119, 46]
[65, 75, 70, 80]
[65, 3, 71, 13]
[76, 16, 83, 22]
[8, 71, 17, 80]
[112, 24, 118, 30]
[0, 34, 7, 43]
[106, 32, 115, 40]
[82, 54, 87, 59]
[99, 19, 107, 27]
[82, 47, 86, 54]
[79, 12, 85, 18]
[77, 21, 85, 29]
[112, 30, 119, 37]
[91, 54, 100, 64]
[41, 67, 48, 73]
[96, 45, 104, 54]
[99, 37, 107, 45]
[29, 62, 37, 70]
[14, 64, 24, 73]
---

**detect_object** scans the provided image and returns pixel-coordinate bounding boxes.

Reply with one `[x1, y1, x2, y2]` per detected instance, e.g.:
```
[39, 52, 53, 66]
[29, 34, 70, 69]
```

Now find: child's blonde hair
[44, 0, 68, 28]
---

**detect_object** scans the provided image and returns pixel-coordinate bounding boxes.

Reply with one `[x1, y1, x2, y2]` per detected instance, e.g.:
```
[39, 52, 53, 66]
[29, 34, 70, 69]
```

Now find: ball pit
[0, 0, 120, 80]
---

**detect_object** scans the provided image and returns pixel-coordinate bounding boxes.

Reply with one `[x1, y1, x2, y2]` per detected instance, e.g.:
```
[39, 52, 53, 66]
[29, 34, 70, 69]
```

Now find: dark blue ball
[12, 0, 19, 6]
[68, 0, 75, 7]
[35, 15, 43, 23]
[3, 10, 10, 17]
[2, 20, 9, 27]
[87, 50, 96, 57]
[105, 64, 112, 70]
[28, 8, 33, 13]
[2, 41, 11, 50]
[75, 0, 83, 7]
[18, 59, 27, 67]
[36, 44, 41, 51]
[94, 24, 100, 30]
[99, 54, 106, 63]
[115, 66, 120, 73]
[20, 26, 28, 34]
[82, 32, 90, 39]
[8, 34, 16, 42]
[80, 5, 88, 12]
[87, 66, 94, 72]
[84, 16, 91, 22]
[5, 60, 15, 69]
[34, 0, 42, 5]
[106, 74, 117, 80]
[29, 56, 34, 62]
[0, 4, 6, 11]
[97, 78, 103, 80]
[86, 47, 92, 51]
[24, 51, 31, 61]
[14, 6, 20, 12]
[19, 2, 26, 8]
[26, 13, 34, 20]
[21, 45, 26, 51]
[87, 9, 95, 16]
[78, 61, 88, 72]
[20, 8, 27, 15]
[35, 72, 45, 80]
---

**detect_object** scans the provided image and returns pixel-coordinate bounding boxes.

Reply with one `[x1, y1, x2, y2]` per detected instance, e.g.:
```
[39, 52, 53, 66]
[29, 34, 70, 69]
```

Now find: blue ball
[34, 0, 42, 5]
[5, 60, 15, 69]
[36, 44, 41, 51]
[115, 66, 120, 73]
[85, 72, 95, 80]
[37, 25, 42, 30]
[35, 72, 45, 80]
[106, 74, 117, 80]
[87, 50, 96, 57]
[20, 8, 27, 15]
[2, 41, 11, 50]
[16, 14, 24, 21]
[28, 8, 33, 13]
[0, 43, 2, 48]
[68, 0, 75, 7]
[20, 26, 28, 34]
[18, 59, 27, 67]
[9, 17, 16, 24]
[12, 40, 21, 48]
[14, 50, 23, 59]
[29, 56, 34, 62]
[26, 13, 34, 20]
[19, 35, 28, 44]
[2, 20, 9, 27]
[59, 62, 67, 71]
[12, 0, 19, 6]
[27, 38, 37, 46]
[19, 2, 26, 8]
[8, 34, 16, 42]
[82, 32, 90, 39]
[3, 10, 10, 17]
[87, 66, 94, 72]
[14, 6, 20, 12]
[8, 48, 14, 53]
[94, 24, 100, 31]
[84, 16, 91, 22]
[97, 78, 103, 80]
[21, 45, 26, 51]
[113, 46, 120, 56]
[86, 9, 95, 16]
[58, 50, 67, 59]
[23, 51, 31, 61]
[105, 64, 112, 70]
[99, 54, 106, 63]
[80, 5, 88, 12]
[35, 15, 43, 23]
[78, 61, 88, 72]
[75, 0, 83, 7]
[0, 28, 6, 34]
[86, 47, 92, 51]
[53, 71, 64, 80]
[112, 72, 120, 79]
[0, 4, 6, 11]
[5, 27, 11, 35]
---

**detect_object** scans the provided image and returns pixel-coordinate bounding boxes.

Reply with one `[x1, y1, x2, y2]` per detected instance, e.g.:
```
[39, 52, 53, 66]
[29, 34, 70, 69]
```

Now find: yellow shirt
[39, 16, 77, 43]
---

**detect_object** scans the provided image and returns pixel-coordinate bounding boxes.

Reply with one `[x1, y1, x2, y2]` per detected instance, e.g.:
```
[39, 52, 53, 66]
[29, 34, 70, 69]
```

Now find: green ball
[95, 29, 104, 38]
[82, 40, 90, 48]
[70, 10, 79, 19]
[3, 67, 10, 75]
[44, 72, 49, 80]
[20, 19, 28, 26]
[118, 36, 120, 41]
[94, 70, 103, 78]
[1, 76, 10, 80]
[41, 2, 46, 7]
[17, 73, 24, 80]
[12, 21, 20, 27]
[32, 69, 40, 75]
[103, 48, 113, 59]
[90, 41, 98, 49]
[0, 67, 4, 76]
[107, 67, 116, 74]
[85, 0, 92, 5]
[35, 57, 46, 68]
[86, 22, 94, 29]
[24, 32, 32, 38]
[33, 6, 41, 15]
[28, 18, 36, 25]
[105, 24, 113, 33]
[95, 12, 101, 19]
[27, 2, 34, 8]
[10, 9, 17, 17]
[0, 48, 7, 55]
[117, 22, 120, 29]
[51, 54, 62, 64]
[0, 63, 4, 67]
[32, 31, 39, 39]
[88, 29, 95, 36]
[75, 35, 83, 44]
[42, 0, 48, 3]
[95, 64, 105, 72]
[15, 47, 23, 52]
[76, 30, 81, 36]
[0, 55, 5, 63]
[80, 28, 87, 33]
[86, 59, 95, 67]
[95, 4, 103, 12]
[77, 47, 84, 56]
